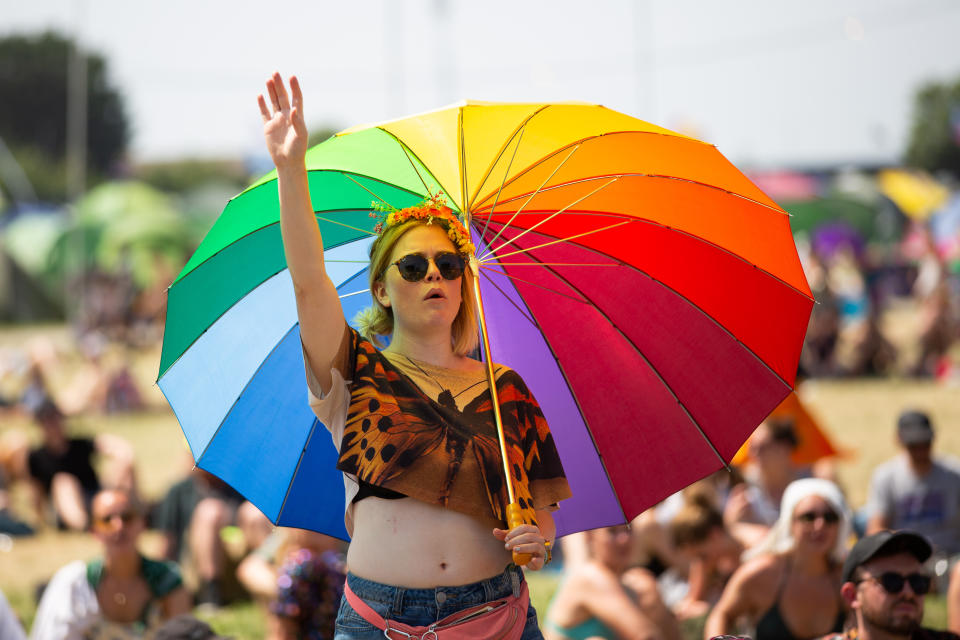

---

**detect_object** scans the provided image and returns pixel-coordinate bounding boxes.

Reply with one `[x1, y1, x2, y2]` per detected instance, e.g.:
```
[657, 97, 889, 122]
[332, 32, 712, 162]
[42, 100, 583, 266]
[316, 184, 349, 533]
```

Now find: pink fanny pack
[343, 577, 529, 640]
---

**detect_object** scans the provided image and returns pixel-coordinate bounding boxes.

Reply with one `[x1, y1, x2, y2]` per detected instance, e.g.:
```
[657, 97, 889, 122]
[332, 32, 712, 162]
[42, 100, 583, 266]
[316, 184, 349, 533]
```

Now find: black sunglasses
[795, 509, 840, 524]
[390, 252, 466, 282]
[858, 572, 931, 595]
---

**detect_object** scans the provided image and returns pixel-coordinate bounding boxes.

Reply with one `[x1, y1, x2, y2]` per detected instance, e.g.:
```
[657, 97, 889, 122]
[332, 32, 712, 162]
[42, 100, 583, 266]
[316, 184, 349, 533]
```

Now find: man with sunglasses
[823, 530, 959, 640]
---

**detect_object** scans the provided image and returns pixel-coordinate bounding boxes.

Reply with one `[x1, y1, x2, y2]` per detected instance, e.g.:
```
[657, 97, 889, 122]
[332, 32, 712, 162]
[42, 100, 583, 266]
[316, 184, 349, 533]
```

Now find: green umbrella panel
[159, 127, 453, 378]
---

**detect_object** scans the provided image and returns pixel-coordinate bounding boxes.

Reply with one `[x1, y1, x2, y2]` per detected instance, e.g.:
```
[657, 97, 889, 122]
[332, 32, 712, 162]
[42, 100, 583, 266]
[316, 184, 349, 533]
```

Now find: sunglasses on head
[794, 509, 840, 524]
[858, 572, 931, 595]
[391, 252, 466, 282]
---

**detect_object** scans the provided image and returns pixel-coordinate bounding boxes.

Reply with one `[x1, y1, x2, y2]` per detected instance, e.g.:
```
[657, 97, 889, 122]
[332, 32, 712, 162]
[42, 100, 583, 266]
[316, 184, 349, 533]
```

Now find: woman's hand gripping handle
[493, 503, 551, 570]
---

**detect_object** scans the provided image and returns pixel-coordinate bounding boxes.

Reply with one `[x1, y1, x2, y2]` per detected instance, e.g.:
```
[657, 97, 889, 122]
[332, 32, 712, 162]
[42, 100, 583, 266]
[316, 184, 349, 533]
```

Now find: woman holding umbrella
[258, 73, 571, 638]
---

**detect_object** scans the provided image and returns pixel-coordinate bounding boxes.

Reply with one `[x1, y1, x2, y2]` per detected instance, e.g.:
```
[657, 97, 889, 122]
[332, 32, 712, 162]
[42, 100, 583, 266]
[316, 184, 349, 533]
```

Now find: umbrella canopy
[878, 169, 949, 221]
[159, 101, 813, 539]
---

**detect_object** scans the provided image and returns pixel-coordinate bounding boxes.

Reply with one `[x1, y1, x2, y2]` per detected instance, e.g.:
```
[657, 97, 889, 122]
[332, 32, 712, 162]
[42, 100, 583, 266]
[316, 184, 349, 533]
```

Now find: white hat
[742, 477, 851, 564]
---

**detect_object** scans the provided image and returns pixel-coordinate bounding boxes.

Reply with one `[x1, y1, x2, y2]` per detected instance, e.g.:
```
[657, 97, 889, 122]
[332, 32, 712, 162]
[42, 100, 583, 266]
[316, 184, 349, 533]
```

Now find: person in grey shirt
[866, 410, 960, 557]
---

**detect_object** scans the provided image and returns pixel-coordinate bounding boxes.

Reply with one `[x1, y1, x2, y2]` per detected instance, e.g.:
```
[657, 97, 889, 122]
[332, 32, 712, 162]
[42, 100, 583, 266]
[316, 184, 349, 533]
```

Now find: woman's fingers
[273, 71, 291, 111]
[257, 94, 271, 122]
[503, 524, 539, 543]
[267, 77, 282, 112]
[290, 75, 303, 111]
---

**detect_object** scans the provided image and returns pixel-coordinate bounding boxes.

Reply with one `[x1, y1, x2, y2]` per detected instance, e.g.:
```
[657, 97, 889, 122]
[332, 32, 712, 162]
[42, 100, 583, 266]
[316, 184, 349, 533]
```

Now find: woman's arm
[237, 552, 279, 600]
[258, 73, 346, 392]
[160, 587, 192, 618]
[702, 560, 765, 640]
[580, 565, 664, 640]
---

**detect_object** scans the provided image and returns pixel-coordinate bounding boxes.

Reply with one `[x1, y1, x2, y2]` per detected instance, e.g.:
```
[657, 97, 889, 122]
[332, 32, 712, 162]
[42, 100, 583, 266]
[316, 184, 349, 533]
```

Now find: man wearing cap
[865, 410, 960, 557]
[819, 530, 959, 640]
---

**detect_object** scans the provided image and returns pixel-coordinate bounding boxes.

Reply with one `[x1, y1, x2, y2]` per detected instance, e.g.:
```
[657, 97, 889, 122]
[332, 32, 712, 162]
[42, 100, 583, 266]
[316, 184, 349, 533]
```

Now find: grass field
[1, 325, 958, 637]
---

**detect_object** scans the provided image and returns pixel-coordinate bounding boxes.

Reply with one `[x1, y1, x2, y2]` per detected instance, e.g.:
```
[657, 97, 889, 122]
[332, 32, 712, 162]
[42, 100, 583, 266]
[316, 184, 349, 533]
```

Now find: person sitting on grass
[724, 419, 804, 549]
[26, 396, 136, 532]
[669, 498, 743, 620]
[30, 488, 190, 639]
[544, 524, 681, 640]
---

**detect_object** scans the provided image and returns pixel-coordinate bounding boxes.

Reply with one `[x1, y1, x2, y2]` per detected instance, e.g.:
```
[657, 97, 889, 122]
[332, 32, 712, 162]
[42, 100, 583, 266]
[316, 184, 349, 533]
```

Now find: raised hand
[258, 72, 308, 169]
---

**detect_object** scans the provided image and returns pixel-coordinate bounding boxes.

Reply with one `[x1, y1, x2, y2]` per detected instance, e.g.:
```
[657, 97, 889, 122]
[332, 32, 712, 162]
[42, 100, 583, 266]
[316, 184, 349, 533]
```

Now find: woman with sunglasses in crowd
[704, 478, 853, 640]
[30, 489, 191, 639]
[258, 73, 571, 639]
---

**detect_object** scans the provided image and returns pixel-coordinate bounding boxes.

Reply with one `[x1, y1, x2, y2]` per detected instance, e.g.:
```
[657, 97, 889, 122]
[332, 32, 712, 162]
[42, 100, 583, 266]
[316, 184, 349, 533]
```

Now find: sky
[2, 0, 960, 169]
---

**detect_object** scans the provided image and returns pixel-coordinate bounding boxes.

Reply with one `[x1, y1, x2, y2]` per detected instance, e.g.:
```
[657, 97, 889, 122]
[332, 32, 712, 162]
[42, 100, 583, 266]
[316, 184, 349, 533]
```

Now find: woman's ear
[372, 280, 390, 308]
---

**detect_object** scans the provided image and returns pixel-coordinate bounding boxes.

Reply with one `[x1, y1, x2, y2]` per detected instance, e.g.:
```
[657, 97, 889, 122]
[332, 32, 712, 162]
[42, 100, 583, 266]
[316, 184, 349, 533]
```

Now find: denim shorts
[334, 564, 543, 639]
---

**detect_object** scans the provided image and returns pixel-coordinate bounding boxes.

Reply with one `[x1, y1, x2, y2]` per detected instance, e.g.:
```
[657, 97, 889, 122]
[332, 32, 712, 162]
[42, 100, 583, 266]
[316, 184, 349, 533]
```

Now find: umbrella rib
[480, 144, 582, 257]
[276, 415, 323, 527]
[468, 105, 549, 208]
[372, 130, 460, 208]
[486, 262, 617, 267]
[485, 220, 633, 262]
[341, 172, 399, 212]
[480, 177, 621, 261]
[476, 190, 810, 301]
[479, 128, 526, 245]
[339, 288, 372, 300]
[477, 269, 540, 328]
[478, 264, 592, 307]
[475, 173, 788, 219]
[394, 137, 436, 200]
[314, 214, 379, 238]
[469, 130, 720, 213]
[195, 322, 302, 467]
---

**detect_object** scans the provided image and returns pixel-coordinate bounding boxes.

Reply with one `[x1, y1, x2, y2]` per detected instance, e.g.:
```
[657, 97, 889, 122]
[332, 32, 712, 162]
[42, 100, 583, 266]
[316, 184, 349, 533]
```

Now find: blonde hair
[354, 218, 479, 356]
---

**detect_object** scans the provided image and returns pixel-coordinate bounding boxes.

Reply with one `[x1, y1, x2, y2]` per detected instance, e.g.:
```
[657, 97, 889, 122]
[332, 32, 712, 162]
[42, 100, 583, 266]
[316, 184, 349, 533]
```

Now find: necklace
[402, 355, 491, 410]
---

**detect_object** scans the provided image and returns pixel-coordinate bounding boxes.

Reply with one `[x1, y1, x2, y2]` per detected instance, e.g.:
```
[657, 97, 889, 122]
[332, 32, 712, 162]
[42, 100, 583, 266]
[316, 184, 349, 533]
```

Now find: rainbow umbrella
[158, 101, 813, 539]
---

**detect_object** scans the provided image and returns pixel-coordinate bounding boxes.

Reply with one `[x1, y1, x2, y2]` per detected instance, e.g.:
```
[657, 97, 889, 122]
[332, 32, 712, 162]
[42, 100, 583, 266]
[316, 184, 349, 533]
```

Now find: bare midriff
[346, 496, 512, 588]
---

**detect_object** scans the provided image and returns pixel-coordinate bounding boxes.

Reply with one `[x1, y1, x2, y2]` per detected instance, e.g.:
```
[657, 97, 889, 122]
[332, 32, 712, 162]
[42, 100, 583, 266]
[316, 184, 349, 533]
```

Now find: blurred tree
[308, 126, 340, 148]
[905, 76, 960, 179]
[136, 158, 249, 193]
[0, 31, 129, 203]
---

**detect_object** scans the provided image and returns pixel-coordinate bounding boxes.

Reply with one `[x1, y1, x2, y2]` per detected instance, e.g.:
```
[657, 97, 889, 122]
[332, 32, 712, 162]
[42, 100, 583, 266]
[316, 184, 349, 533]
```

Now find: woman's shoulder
[572, 561, 625, 591]
[140, 556, 183, 597]
[730, 552, 784, 589]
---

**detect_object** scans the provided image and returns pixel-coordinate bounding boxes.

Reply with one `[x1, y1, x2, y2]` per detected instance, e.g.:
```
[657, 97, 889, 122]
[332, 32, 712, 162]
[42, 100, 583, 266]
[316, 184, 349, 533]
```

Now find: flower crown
[370, 194, 475, 255]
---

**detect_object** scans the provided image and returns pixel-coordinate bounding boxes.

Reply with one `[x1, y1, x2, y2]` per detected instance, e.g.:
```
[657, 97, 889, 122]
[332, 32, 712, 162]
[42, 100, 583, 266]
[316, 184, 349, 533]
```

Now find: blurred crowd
[0, 326, 957, 639]
[7, 375, 960, 640]
[0, 343, 349, 639]
[0, 167, 958, 638]
[542, 409, 960, 640]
